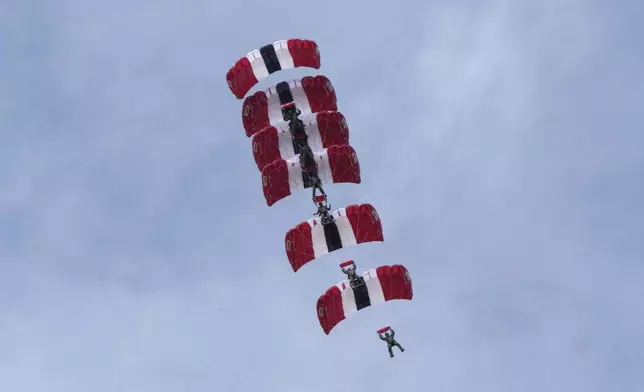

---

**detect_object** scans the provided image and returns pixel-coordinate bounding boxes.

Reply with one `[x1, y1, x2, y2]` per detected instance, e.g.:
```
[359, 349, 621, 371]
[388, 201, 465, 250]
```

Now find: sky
[1, 0, 643, 391]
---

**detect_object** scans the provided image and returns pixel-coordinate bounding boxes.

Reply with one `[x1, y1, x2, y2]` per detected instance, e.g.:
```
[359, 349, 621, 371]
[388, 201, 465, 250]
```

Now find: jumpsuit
[380, 330, 405, 357]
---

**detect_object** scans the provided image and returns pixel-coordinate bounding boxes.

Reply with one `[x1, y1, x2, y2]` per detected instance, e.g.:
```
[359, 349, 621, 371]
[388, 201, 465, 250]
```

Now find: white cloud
[1, 0, 643, 391]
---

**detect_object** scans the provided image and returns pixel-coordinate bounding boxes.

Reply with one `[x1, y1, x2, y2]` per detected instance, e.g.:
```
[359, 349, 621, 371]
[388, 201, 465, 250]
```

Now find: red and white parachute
[285, 203, 383, 272]
[226, 38, 412, 346]
[317, 264, 413, 335]
[226, 39, 320, 99]
[262, 145, 361, 206]
[261, 145, 361, 206]
[242, 75, 337, 137]
[251, 111, 349, 171]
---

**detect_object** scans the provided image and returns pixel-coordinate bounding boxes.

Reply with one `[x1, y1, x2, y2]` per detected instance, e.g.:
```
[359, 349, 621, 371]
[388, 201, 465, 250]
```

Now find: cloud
[1, 0, 643, 391]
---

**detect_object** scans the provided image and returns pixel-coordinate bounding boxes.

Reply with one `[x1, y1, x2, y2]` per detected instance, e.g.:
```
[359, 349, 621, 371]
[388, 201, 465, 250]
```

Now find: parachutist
[289, 117, 307, 142]
[315, 202, 334, 225]
[299, 144, 316, 172]
[299, 144, 326, 199]
[340, 261, 363, 287]
[283, 105, 307, 143]
[282, 104, 301, 122]
[341, 263, 358, 280]
[379, 328, 405, 358]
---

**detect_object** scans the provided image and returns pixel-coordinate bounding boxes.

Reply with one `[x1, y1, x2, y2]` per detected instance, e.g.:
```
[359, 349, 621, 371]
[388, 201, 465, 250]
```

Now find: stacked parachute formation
[225, 39, 413, 341]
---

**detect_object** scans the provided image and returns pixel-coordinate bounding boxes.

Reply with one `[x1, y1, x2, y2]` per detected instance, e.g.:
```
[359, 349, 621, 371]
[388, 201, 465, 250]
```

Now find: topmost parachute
[226, 39, 321, 99]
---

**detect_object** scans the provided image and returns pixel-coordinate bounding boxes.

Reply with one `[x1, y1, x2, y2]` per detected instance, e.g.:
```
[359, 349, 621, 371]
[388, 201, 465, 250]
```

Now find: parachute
[225, 38, 413, 348]
[317, 265, 413, 335]
[251, 111, 349, 171]
[226, 39, 320, 99]
[285, 203, 383, 272]
[261, 145, 361, 206]
[242, 76, 338, 137]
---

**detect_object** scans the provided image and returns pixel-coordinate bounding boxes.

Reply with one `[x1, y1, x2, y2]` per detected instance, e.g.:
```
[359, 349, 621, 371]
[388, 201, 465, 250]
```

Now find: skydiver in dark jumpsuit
[288, 114, 307, 142]
[282, 104, 300, 123]
[284, 106, 308, 145]
[315, 200, 334, 225]
[379, 329, 405, 358]
[298, 141, 326, 200]
[341, 263, 363, 288]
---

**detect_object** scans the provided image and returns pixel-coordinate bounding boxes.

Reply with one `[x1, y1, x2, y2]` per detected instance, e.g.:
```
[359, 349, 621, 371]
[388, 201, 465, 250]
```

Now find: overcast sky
[1, 0, 643, 391]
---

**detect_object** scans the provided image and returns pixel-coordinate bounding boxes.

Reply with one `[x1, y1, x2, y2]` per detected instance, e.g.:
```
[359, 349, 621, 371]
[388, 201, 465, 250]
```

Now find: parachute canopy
[227, 39, 321, 99]
[285, 203, 384, 272]
[251, 111, 349, 171]
[261, 145, 361, 206]
[317, 265, 413, 334]
[242, 75, 337, 137]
